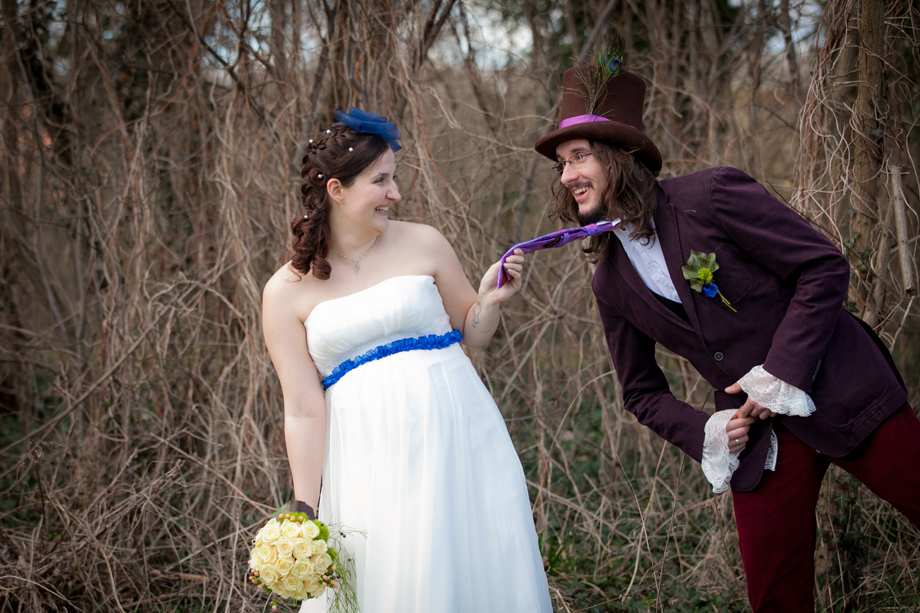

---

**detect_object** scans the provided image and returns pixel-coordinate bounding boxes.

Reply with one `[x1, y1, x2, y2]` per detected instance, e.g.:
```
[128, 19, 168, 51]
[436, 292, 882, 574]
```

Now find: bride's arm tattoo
[471, 301, 482, 328]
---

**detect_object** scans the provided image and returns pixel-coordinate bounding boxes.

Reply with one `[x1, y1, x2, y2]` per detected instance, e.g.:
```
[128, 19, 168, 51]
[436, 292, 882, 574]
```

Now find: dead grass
[1, 1, 918, 612]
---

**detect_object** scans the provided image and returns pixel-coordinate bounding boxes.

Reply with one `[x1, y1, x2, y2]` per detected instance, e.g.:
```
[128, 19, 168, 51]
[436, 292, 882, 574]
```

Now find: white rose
[312, 539, 327, 555]
[275, 537, 295, 558]
[258, 564, 281, 586]
[291, 559, 312, 580]
[276, 556, 295, 575]
[292, 538, 313, 558]
[312, 552, 333, 572]
[256, 544, 277, 565]
[282, 573, 302, 594]
[307, 576, 325, 596]
[280, 520, 302, 539]
[302, 521, 320, 539]
[260, 519, 282, 544]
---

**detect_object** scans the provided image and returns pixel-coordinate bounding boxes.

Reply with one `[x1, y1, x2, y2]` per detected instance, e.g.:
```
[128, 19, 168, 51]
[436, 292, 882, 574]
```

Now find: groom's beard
[576, 201, 608, 226]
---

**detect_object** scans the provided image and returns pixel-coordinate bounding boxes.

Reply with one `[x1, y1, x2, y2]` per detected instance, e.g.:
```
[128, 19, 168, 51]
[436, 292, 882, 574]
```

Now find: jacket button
[713, 351, 724, 362]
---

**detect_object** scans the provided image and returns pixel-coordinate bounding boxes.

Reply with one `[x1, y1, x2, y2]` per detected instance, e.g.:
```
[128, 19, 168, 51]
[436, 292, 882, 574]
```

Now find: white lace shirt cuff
[702, 410, 741, 494]
[702, 410, 779, 494]
[738, 365, 816, 417]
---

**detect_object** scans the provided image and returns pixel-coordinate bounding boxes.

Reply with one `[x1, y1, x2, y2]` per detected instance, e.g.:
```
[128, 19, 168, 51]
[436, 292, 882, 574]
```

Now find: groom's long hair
[549, 142, 659, 263]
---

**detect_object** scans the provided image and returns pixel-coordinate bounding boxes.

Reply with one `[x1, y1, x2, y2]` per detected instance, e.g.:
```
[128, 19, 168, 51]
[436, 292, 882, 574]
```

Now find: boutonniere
[681, 250, 737, 312]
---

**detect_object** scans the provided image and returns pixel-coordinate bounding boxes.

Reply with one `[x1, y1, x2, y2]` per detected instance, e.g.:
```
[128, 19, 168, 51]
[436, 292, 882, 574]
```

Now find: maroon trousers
[732, 404, 920, 613]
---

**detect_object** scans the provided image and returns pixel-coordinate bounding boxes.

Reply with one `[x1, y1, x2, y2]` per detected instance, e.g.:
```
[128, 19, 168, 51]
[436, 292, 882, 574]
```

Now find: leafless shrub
[1, 1, 917, 612]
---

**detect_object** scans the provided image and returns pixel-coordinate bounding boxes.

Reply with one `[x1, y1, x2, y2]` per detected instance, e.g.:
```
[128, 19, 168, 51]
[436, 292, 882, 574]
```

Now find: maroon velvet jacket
[592, 167, 907, 492]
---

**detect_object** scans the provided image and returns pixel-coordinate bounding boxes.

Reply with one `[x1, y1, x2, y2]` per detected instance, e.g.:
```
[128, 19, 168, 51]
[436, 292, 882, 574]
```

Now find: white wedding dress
[299, 275, 552, 613]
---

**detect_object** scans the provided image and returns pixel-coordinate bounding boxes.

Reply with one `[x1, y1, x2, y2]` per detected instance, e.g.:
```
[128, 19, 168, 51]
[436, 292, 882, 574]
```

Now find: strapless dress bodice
[304, 275, 452, 378]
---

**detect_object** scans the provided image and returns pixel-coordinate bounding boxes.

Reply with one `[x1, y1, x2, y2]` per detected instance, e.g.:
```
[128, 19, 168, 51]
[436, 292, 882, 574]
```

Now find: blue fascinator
[334, 107, 402, 152]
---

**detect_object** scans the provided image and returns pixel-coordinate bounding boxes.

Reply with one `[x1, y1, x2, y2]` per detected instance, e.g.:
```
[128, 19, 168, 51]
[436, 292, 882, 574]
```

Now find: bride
[261, 108, 552, 612]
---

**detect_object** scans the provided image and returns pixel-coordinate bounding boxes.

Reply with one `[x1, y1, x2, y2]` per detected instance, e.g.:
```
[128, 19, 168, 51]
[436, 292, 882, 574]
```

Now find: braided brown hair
[549, 142, 659, 263]
[292, 123, 390, 279]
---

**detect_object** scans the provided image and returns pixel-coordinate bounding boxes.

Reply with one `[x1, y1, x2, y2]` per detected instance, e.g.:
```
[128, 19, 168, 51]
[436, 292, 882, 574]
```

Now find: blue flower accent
[702, 283, 718, 298]
[322, 329, 462, 390]
[334, 107, 402, 152]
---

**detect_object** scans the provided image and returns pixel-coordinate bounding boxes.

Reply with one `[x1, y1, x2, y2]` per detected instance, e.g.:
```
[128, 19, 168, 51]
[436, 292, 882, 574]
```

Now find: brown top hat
[534, 65, 662, 173]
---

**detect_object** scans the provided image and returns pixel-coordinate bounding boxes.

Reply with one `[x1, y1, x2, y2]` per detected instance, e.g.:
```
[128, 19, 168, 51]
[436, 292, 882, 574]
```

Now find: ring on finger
[734, 438, 740, 444]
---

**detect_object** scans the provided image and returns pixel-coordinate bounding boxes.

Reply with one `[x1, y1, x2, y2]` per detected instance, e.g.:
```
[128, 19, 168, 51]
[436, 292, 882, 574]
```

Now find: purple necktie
[497, 219, 621, 287]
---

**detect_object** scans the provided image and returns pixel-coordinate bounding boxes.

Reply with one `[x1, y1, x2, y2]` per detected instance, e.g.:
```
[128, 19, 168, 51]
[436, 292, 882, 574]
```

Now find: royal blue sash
[322, 330, 463, 390]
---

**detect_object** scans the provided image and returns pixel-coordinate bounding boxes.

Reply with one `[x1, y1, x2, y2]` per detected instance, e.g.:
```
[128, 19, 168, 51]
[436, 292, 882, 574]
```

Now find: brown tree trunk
[850, 0, 886, 328]
[1, 0, 22, 212]
[779, 0, 803, 105]
[747, 0, 766, 174]
[818, 4, 889, 611]
[269, 0, 288, 82]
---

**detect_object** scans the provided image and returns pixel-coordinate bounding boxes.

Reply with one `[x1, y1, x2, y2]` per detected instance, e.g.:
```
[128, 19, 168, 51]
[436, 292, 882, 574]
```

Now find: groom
[533, 58, 920, 612]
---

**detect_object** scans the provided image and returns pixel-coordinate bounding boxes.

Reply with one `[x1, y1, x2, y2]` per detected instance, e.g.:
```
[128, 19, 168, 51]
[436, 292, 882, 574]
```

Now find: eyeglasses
[552, 152, 593, 174]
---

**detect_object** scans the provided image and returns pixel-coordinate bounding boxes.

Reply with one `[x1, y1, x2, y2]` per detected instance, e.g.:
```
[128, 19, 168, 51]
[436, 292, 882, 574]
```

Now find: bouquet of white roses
[247, 508, 354, 610]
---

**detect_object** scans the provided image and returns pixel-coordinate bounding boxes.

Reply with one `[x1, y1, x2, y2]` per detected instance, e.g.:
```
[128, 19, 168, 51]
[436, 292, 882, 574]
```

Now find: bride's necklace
[330, 236, 378, 274]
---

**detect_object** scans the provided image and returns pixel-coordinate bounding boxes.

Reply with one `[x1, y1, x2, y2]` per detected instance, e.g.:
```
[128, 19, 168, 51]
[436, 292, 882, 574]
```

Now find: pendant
[353, 263, 360, 274]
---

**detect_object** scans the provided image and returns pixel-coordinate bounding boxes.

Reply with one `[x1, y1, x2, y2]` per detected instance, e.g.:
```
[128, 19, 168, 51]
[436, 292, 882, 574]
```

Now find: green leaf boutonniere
[681, 250, 737, 312]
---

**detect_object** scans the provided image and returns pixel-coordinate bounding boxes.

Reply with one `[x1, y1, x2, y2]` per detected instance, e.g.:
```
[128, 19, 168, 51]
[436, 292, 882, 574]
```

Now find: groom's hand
[724, 382, 777, 454]
[725, 413, 757, 454]
[725, 382, 778, 420]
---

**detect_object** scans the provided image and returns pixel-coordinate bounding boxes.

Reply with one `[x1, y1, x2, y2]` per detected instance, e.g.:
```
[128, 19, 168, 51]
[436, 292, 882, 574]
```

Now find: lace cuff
[738, 365, 816, 417]
[702, 410, 780, 492]
[765, 431, 778, 472]
[702, 410, 741, 494]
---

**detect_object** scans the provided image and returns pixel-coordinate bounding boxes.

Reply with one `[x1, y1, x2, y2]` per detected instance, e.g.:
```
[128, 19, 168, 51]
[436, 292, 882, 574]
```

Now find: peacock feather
[569, 42, 626, 117]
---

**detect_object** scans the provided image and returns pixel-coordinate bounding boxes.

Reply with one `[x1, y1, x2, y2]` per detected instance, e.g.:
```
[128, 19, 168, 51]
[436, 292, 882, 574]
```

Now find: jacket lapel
[653, 185, 702, 333]
[609, 194, 695, 331]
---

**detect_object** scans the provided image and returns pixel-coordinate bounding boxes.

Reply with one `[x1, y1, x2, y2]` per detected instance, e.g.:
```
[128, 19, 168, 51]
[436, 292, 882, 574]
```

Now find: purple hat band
[558, 114, 636, 130]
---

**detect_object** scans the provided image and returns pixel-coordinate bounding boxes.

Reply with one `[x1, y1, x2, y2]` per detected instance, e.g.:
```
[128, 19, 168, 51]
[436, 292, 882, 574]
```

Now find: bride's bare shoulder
[263, 262, 318, 317]
[387, 220, 448, 253]
[265, 261, 306, 290]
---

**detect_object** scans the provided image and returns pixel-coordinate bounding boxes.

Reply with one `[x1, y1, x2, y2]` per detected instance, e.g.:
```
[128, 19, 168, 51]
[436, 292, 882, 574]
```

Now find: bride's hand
[290, 499, 317, 520]
[478, 248, 524, 304]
